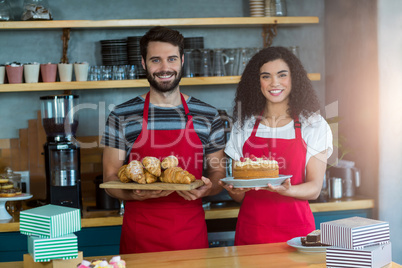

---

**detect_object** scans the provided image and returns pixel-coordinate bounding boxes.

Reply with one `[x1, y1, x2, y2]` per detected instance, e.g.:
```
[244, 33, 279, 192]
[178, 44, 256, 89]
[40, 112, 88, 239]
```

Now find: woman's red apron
[120, 92, 208, 254]
[235, 117, 315, 245]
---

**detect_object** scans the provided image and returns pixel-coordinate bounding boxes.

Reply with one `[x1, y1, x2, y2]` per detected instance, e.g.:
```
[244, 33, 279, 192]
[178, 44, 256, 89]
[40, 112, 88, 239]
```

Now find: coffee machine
[40, 94, 82, 210]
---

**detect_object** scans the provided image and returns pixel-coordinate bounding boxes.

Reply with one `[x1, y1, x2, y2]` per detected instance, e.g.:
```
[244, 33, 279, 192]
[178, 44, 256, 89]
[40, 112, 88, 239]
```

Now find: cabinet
[0, 16, 320, 93]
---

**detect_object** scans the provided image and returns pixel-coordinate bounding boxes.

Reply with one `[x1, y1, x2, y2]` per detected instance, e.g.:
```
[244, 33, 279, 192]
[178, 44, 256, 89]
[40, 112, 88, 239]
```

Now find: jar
[21, 0, 53, 21]
[1, 167, 21, 189]
[273, 0, 287, 16]
[0, 0, 13, 21]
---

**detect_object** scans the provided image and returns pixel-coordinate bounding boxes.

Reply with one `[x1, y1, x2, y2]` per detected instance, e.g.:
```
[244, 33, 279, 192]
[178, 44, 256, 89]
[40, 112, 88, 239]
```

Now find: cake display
[233, 155, 279, 179]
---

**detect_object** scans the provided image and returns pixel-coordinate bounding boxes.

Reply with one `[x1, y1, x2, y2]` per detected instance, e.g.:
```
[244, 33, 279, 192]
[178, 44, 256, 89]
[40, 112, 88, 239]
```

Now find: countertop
[0, 196, 374, 233]
[0, 242, 399, 268]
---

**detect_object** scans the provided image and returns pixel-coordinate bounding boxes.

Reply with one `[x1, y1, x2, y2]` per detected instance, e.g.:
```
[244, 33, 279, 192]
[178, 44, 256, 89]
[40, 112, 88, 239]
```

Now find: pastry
[161, 155, 179, 169]
[233, 155, 279, 179]
[300, 230, 329, 247]
[142, 156, 161, 177]
[0, 175, 8, 183]
[125, 160, 146, 184]
[160, 167, 196, 184]
[117, 165, 130, 183]
[0, 181, 14, 189]
[0, 188, 18, 197]
[109, 256, 126, 268]
[144, 169, 158, 184]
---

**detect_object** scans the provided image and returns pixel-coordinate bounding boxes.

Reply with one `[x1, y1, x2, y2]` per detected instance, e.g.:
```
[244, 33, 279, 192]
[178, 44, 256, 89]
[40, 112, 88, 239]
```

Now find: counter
[0, 242, 400, 268]
[0, 196, 374, 232]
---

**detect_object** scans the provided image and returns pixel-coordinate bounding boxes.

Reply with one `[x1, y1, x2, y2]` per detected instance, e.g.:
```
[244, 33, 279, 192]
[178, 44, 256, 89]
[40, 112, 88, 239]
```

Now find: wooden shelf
[0, 17, 319, 30]
[0, 74, 320, 93]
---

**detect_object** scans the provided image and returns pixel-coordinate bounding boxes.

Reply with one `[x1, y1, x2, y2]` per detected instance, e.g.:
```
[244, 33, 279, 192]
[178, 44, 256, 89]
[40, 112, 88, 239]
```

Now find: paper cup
[40, 63, 58, 82]
[6, 65, 23, 84]
[74, 62, 89, 81]
[24, 63, 40, 83]
[58, 63, 73, 82]
[0, 66, 5, 84]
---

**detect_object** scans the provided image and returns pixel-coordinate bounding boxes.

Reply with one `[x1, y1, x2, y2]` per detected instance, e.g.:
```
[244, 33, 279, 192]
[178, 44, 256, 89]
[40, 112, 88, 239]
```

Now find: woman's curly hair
[232, 46, 321, 127]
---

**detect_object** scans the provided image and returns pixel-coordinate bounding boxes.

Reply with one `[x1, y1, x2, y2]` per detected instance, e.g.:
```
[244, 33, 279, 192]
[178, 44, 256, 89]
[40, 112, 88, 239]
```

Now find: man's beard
[146, 68, 183, 93]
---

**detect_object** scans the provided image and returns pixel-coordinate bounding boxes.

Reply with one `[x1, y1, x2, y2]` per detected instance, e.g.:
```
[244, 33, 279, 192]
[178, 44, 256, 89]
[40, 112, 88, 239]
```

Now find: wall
[0, 0, 325, 139]
[377, 0, 402, 264]
[325, 0, 402, 263]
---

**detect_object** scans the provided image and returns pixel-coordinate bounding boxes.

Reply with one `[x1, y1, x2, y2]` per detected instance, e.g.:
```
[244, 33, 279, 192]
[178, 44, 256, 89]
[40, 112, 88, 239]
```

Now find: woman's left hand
[254, 178, 291, 194]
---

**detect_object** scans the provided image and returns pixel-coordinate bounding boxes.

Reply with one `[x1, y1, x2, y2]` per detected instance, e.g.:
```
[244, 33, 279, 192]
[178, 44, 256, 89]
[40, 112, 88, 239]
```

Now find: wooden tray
[100, 180, 204, 191]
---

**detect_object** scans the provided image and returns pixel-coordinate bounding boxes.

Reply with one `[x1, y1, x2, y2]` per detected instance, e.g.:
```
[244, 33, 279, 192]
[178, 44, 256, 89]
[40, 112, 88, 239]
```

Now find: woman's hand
[254, 178, 291, 194]
[218, 180, 250, 203]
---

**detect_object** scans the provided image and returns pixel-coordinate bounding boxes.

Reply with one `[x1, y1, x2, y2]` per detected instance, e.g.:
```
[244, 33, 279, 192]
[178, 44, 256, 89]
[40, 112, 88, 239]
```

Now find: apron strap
[294, 116, 302, 140]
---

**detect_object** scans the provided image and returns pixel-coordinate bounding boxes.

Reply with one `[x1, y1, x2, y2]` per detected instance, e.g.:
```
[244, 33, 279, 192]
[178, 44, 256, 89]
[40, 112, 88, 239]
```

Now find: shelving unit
[0, 17, 319, 29]
[0, 16, 320, 93]
[0, 74, 320, 93]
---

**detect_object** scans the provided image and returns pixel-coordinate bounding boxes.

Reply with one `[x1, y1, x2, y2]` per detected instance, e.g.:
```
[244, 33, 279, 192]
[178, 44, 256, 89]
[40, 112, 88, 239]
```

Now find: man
[101, 26, 226, 254]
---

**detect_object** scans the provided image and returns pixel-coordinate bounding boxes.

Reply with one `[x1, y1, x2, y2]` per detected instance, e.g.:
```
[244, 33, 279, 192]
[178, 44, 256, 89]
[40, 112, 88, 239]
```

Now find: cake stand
[0, 194, 33, 221]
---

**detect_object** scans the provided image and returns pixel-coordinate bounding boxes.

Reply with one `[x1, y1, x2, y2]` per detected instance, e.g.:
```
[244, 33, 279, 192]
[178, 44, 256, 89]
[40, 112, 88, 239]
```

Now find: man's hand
[128, 189, 174, 201]
[176, 177, 212, 201]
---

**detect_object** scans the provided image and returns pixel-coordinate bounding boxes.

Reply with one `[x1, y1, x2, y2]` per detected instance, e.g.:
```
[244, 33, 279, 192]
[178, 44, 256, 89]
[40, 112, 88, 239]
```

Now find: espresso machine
[40, 94, 82, 210]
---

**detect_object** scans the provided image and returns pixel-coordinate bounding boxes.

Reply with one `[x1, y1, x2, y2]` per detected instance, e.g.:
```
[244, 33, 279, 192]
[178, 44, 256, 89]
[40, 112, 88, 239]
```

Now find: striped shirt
[101, 95, 225, 160]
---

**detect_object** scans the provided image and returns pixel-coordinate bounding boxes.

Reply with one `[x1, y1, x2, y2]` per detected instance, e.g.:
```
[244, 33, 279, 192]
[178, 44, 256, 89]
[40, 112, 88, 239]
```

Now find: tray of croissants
[100, 155, 205, 190]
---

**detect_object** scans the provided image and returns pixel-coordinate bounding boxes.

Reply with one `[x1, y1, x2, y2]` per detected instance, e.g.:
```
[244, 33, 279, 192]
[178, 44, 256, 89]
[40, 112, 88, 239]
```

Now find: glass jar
[0, 0, 13, 21]
[273, 0, 287, 17]
[1, 167, 21, 189]
[21, 0, 52, 20]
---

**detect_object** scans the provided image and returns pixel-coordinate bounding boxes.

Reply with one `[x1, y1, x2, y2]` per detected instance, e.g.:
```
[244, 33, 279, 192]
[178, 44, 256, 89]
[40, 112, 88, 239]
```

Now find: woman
[222, 46, 333, 245]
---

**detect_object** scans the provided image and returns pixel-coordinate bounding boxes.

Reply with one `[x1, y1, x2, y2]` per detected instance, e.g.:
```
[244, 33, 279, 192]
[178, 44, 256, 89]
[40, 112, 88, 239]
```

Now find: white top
[225, 114, 333, 167]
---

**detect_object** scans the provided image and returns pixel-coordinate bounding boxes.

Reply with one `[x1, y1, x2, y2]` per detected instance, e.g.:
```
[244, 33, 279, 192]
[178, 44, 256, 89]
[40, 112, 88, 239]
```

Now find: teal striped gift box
[20, 204, 81, 238]
[28, 234, 79, 262]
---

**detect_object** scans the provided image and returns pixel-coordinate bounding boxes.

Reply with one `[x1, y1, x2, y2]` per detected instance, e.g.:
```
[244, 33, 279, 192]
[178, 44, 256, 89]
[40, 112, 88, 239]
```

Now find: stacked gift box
[20, 204, 81, 262]
[321, 216, 392, 268]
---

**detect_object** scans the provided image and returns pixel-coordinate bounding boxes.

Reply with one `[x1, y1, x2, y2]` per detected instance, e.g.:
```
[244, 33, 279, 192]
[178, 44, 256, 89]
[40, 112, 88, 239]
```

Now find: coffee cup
[0, 66, 5, 84]
[6, 64, 23, 84]
[74, 62, 89, 81]
[40, 63, 57, 82]
[24, 62, 40, 83]
[58, 63, 73, 82]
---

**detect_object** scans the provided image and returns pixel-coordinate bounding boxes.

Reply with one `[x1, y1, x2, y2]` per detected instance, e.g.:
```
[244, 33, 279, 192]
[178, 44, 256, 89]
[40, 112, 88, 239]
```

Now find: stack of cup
[264, 0, 276, 16]
[40, 63, 57, 82]
[249, 0, 265, 17]
[58, 63, 73, 82]
[5, 63, 24, 84]
[74, 62, 89, 81]
[24, 62, 40, 83]
[0, 65, 5, 84]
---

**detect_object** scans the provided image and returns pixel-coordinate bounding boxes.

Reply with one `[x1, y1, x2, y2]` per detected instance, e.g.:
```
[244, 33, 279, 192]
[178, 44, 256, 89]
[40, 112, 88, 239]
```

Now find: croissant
[144, 169, 158, 184]
[118, 164, 130, 183]
[142, 156, 161, 177]
[160, 166, 196, 184]
[126, 160, 146, 184]
[161, 155, 179, 169]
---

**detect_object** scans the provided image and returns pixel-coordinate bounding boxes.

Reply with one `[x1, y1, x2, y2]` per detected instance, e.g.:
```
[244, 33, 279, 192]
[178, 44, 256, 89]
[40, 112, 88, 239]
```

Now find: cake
[301, 230, 329, 247]
[233, 155, 279, 179]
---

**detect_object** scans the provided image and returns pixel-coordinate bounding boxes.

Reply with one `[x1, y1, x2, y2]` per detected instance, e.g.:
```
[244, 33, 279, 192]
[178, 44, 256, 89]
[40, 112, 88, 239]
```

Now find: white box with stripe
[20, 204, 81, 238]
[28, 233, 79, 262]
[326, 242, 392, 268]
[320, 216, 390, 250]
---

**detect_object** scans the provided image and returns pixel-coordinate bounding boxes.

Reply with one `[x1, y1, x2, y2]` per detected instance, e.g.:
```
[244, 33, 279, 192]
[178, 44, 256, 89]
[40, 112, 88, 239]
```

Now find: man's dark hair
[140, 26, 184, 61]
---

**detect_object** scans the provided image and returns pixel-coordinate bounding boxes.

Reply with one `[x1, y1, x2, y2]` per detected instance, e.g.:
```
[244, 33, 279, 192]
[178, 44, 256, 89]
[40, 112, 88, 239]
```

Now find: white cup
[58, 63, 73, 82]
[74, 62, 89, 81]
[23, 63, 40, 83]
[0, 66, 5, 84]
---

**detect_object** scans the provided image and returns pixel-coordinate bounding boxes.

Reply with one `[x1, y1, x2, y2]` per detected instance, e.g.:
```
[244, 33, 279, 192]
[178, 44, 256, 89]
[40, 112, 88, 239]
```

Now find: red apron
[235, 117, 315, 245]
[120, 92, 208, 254]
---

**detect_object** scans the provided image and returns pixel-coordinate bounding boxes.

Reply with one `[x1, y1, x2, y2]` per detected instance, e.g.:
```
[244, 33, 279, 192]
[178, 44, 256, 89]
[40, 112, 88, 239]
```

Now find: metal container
[329, 177, 343, 199]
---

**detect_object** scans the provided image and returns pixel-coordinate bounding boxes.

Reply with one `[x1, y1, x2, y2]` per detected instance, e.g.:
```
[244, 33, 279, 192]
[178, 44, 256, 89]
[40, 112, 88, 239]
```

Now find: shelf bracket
[262, 24, 278, 48]
[61, 28, 71, 64]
